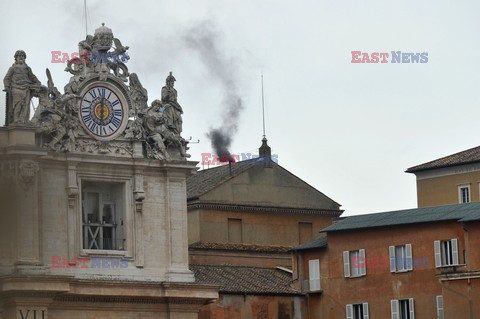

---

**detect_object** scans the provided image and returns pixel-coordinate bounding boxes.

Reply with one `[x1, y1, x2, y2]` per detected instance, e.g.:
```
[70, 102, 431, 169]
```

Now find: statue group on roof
[2, 24, 190, 160]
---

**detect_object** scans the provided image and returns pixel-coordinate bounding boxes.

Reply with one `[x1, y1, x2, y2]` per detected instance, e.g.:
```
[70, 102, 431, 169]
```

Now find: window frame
[391, 298, 414, 319]
[436, 295, 444, 319]
[458, 184, 470, 203]
[78, 175, 134, 258]
[434, 238, 459, 267]
[389, 244, 413, 273]
[346, 303, 369, 319]
[343, 249, 366, 278]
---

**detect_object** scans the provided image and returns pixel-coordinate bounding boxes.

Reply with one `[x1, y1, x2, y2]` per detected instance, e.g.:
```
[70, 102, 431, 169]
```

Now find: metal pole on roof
[261, 73, 266, 139]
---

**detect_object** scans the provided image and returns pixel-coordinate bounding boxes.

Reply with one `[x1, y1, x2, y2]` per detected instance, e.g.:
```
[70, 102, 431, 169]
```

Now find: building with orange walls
[292, 203, 480, 318]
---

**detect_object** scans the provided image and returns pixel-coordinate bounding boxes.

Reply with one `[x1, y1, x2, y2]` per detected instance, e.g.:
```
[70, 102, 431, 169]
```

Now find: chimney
[259, 137, 273, 167]
[259, 137, 271, 157]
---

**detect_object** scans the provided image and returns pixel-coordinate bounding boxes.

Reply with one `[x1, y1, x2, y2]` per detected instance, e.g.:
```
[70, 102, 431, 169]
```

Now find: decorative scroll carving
[74, 140, 133, 155]
[19, 160, 39, 190]
[0, 160, 39, 190]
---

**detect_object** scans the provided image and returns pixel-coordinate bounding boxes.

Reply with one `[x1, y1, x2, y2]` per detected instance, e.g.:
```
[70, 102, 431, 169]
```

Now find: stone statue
[79, 35, 94, 62]
[43, 94, 79, 152]
[161, 72, 183, 135]
[124, 114, 146, 140]
[107, 38, 130, 81]
[144, 100, 169, 160]
[31, 69, 80, 151]
[129, 73, 148, 116]
[3, 50, 41, 125]
[65, 35, 93, 76]
[141, 73, 190, 159]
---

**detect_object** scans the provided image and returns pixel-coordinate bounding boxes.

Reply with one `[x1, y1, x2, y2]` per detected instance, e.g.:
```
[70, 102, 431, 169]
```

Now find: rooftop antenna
[261, 73, 266, 139]
[259, 73, 272, 159]
[83, 0, 88, 37]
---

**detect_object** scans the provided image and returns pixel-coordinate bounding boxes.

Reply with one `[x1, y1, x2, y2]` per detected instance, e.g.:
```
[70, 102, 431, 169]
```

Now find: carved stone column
[134, 168, 145, 268]
[165, 171, 194, 282]
[15, 159, 41, 266]
[66, 161, 79, 262]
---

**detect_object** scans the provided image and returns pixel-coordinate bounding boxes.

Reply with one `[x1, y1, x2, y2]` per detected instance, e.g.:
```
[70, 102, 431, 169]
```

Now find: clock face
[79, 85, 127, 140]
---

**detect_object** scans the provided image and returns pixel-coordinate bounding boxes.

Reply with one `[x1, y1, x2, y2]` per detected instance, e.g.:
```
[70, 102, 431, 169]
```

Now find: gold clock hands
[100, 97, 105, 124]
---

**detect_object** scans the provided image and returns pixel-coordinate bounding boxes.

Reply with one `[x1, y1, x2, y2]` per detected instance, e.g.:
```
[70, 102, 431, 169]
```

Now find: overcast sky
[1, 0, 479, 216]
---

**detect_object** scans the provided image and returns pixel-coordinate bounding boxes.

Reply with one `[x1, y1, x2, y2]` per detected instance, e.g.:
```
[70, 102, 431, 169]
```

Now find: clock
[79, 83, 128, 140]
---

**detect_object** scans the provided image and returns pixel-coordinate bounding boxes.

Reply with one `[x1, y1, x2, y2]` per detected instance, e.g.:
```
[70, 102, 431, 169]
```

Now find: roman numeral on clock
[112, 116, 121, 127]
[97, 88, 106, 98]
[82, 114, 92, 122]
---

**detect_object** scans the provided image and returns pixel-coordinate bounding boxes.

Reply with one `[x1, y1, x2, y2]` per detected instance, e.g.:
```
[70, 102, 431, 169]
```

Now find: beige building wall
[188, 162, 342, 247]
[414, 168, 480, 207]
[199, 164, 340, 210]
[189, 208, 332, 247]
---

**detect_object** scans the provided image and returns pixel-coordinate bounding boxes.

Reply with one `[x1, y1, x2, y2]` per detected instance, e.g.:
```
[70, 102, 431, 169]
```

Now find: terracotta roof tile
[189, 241, 291, 253]
[187, 158, 267, 199]
[407, 145, 480, 173]
[190, 264, 300, 295]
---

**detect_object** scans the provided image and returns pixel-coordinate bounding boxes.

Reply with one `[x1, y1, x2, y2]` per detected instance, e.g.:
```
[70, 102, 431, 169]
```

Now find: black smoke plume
[183, 21, 244, 161]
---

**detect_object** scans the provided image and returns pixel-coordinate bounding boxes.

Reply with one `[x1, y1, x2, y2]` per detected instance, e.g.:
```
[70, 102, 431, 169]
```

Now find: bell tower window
[81, 181, 126, 250]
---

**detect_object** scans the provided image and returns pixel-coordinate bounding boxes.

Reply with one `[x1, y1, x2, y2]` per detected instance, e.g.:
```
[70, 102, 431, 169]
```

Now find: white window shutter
[436, 295, 444, 319]
[409, 298, 415, 319]
[434, 240, 442, 268]
[315, 259, 321, 290]
[308, 259, 320, 291]
[359, 249, 366, 276]
[343, 251, 350, 278]
[308, 259, 315, 291]
[406, 244, 413, 270]
[391, 299, 399, 319]
[451, 238, 459, 265]
[346, 304, 353, 319]
[389, 245, 396, 272]
[363, 303, 369, 319]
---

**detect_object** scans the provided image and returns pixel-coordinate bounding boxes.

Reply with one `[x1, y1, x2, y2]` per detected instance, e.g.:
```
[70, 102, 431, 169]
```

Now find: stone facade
[0, 25, 217, 319]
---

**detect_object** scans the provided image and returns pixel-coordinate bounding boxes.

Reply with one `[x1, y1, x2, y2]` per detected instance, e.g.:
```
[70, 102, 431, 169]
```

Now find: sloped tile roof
[187, 158, 341, 211]
[190, 264, 301, 295]
[189, 241, 291, 253]
[407, 145, 480, 173]
[291, 237, 328, 251]
[187, 158, 265, 199]
[322, 202, 480, 232]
